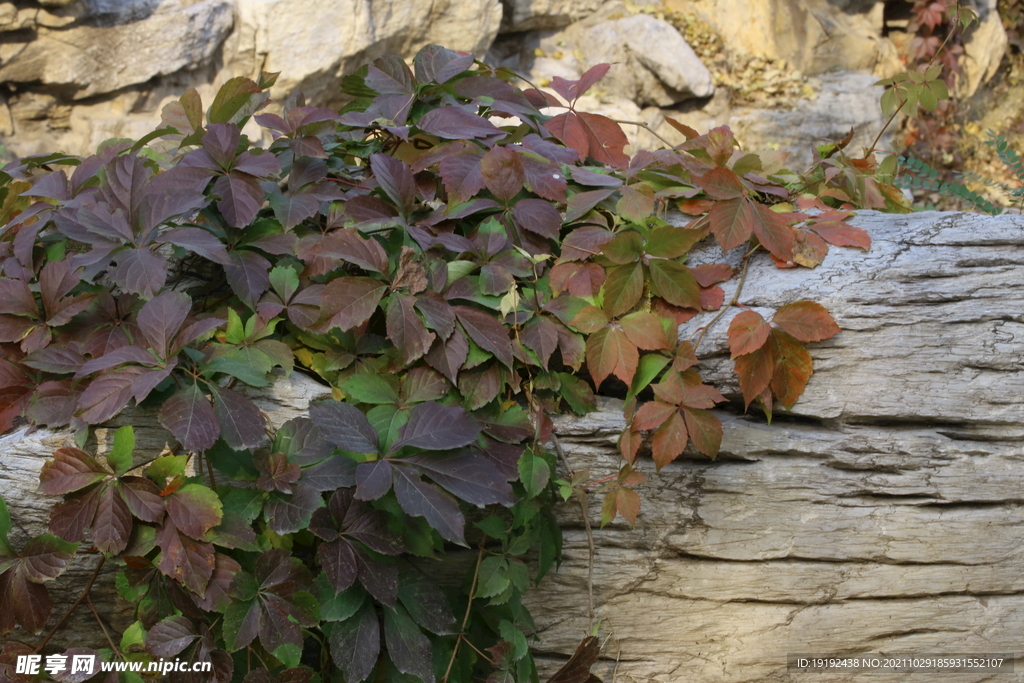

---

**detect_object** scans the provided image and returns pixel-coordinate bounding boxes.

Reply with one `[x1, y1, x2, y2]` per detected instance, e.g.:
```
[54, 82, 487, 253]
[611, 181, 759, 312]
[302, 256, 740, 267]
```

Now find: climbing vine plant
[0, 45, 901, 683]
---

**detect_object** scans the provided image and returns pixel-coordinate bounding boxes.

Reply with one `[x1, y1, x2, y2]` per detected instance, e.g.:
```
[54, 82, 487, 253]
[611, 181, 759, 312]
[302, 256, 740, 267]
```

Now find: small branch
[691, 246, 755, 354]
[86, 594, 121, 658]
[459, 634, 496, 666]
[609, 119, 677, 150]
[441, 540, 487, 683]
[35, 556, 106, 653]
[551, 434, 596, 631]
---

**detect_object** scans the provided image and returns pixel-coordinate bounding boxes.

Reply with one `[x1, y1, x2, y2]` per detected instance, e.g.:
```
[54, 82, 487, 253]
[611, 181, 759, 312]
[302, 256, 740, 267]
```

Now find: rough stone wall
[0, 0, 1009, 167]
[2, 211, 1023, 680]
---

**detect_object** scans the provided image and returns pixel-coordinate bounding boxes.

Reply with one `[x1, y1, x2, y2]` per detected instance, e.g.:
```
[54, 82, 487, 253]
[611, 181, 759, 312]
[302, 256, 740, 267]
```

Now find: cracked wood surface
[1, 210, 1023, 680]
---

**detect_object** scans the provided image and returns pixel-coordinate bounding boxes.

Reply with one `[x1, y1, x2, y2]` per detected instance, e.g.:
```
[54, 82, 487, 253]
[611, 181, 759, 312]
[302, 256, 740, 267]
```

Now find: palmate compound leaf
[585, 325, 638, 389]
[0, 534, 78, 635]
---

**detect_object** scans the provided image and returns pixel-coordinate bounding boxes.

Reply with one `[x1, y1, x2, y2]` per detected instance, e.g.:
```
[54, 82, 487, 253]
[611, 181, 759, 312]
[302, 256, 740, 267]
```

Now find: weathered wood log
[2, 210, 1023, 682]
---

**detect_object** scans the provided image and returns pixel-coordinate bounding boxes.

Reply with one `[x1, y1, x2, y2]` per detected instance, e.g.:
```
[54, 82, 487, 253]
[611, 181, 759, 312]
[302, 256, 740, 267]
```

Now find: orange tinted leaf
[550, 262, 605, 298]
[652, 297, 698, 325]
[613, 486, 641, 526]
[772, 301, 840, 342]
[769, 329, 813, 410]
[699, 285, 724, 311]
[570, 305, 609, 334]
[633, 400, 676, 430]
[750, 202, 794, 261]
[619, 311, 670, 350]
[673, 341, 699, 371]
[651, 410, 687, 470]
[696, 168, 745, 200]
[677, 198, 715, 215]
[807, 212, 871, 250]
[690, 263, 734, 287]
[585, 325, 638, 388]
[602, 262, 644, 318]
[664, 116, 699, 140]
[651, 369, 683, 404]
[683, 408, 722, 458]
[678, 384, 725, 410]
[727, 310, 771, 358]
[792, 229, 828, 268]
[734, 341, 774, 407]
[619, 426, 642, 464]
[708, 197, 753, 252]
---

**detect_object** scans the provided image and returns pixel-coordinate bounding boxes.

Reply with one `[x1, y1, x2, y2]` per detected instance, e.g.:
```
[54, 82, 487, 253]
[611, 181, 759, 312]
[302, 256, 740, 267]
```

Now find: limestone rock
[221, 0, 502, 109]
[729, 71, 892, 170]
[0, 0, 234, 98]
[959, 0, 1009, 98]
[499, 0, 609, 32]
[524, 209, 1024, 681]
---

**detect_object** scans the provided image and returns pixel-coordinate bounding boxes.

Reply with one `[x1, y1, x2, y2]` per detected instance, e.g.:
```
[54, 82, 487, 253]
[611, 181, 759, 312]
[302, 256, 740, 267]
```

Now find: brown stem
[691, 247, 755, 354]
[609, 119, 677, 150]
[35, 556, 106, 653]
[552, 434, 596, 631]
[459, 634, 496, 666]
[441, 540, 487, 683]
[86, 594, 121, 658]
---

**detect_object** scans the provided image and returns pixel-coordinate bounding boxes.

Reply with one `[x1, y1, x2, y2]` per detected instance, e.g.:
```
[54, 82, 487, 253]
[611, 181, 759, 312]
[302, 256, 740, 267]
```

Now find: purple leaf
[92, 482, 133, 554]
[406, 449, 516, 506]
[212, 386, 268, 450]
[147, 615, 199, 657]
[520, 152, 567, 203]
[320, 277, 387, 332]
[289, 157, 328, 190]
[118, 477, 165, 523]
[512, 198, 562, 240]
[354, 460, 394, 500]
[269, 192, 320, 230]
[319, 539, 358, 593]
[224, 250, 271, 309]
[18, 534, 77, 582]
[76, 368, 139, 424]
[391, 401, 481, 453]
[48, 486, 101, 542]
[110, 247, 167, 299]
[215, 172, 265, 228]
[357, 554, 398, 607]
[155, 522, 215, 595]
[366, 57, 415, 94]
[165, 483, 223, 539]
[301, 457, 357, 491]
[424, 327, 468, 384]
[414, 293, 455, 340]
[386, 294, 435, 367]
[480, 146, 525, 202]
[137, 290, 190, 360]
[275, 417, 334, 465]
[392, 468, 465, 545]
[159, 227, 232, 265]
[310, 400, 379, 453]
[417, 106, 503, 139]
[371, 153, 416, 216]
[398, 571, 456, 635]
[264, 484, 324, 535]
[314, 229, 389, 274]
[384, 604, 434, 683]
[413, 45, 475, 84]
[203, 124, 241, 168]
[234, 149, 280, 178]
[328, 601, 379, 683]
[159, 383, 220, 453]
[438, 149, 485, 205]
[454, 306, 513, 368]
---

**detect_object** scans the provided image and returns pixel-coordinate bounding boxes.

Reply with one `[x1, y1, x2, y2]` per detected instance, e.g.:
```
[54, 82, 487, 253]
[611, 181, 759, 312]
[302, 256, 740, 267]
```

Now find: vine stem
[86, 594, 121, 658]
[551, 434, 596, 631]
[691, 246, 755, 353]
[35, 556, 106, 654]
[441, 539, 487, 683]
[608, 119, 678, 150]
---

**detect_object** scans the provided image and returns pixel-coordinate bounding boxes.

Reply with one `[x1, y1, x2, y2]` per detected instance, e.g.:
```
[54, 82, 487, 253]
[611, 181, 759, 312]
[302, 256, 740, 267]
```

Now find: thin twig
[86, 594, 121, 658]
[551, 434, 595, 631]
[609, 119, 677, 150]
[459, 634, 496, 666]
[35, 556, 106, 653]
[441, 540, 487, 683]
[691, 247, 755, 353]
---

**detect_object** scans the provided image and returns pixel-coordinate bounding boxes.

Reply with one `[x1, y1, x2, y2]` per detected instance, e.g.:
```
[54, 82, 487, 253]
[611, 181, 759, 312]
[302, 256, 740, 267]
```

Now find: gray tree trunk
[2, 210, 1023, 682]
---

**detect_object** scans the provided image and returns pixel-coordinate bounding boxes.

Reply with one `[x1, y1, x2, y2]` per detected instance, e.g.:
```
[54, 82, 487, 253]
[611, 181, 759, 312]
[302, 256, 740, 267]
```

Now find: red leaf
[320, 277, 387, 332]
[618, 427, 642, 464]
[696, 168, 745, 200]
[691, 263, 734, 287]
[769, 329, 813, 410]
[92, 482, 133, 555]
[683, 408, 722, 457]
[544, 111, 588, 162]
[619, 311, 670, 350]
[39, 447, 108, 495]
[734, 341, 775, 408]
[772, 301, 841, 342]
[708, 197, 753, 252]
[807, 214, 871, 250]
[633, 400, 676, 430]
[750, 203, 795, 261]
[314, 229, 389, 274]
[651, 410, 687, 470]
[480, 146, 525, 202]
[585, 325, 638, 388]
[559, 227, 613, 262]
[727, 310, 771, 358]
[158, 383, 220, 453]
[214, 172, 265, 228]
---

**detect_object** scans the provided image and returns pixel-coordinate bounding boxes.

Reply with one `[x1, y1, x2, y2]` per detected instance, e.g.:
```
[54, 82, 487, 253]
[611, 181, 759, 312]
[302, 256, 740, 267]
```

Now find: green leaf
[627, 353, 671, 400]
[120, 620, 147, 653]
[499, 620, 530, 661]
[517, 450, 550, 499]
[0, 495, 12, 555]
[273, 643, 303, 668]
[107, 426, 135, 476]
[316, 573, 367, 621]
[145, 454, 188, 485]
[476, 556, 509, 598]
[341, 372, 400, 405]
[269, 265, 300, 302]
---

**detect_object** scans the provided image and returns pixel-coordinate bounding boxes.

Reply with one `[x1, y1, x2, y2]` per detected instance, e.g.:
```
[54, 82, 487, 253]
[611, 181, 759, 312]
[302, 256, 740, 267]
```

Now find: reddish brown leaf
[613, 486, 641, 526]
[651, 410, 687, 470]
[769, 329, 813, 410]
[512, 198, 562, 240]
[633, 400, 676, 431]
[602, 262, 644, 318]
[585, 325, 638, 388]
[750, 202, 795, 261]
[547, 636, 600, 683]
[734, 341, 774, 408]
[320, 277, 387, 332]
[454, 306, 513, 368]
[480, 146, 525, 202]
[424, 328, 468, 384]
[772, 301, 841, 343]
[707, 197, 753, 252]
[619, 426, 642, 465]
[696, 168, 745, 200]
[691, 263, 734, 287]
[543, 111, 588, 162]
[807, 212, 871, 250]
[792, 228, 829, 268]
[576, 112, 629, 168]
[549, 262, 605, 298]
[727, 310, 771, 359]
[39, 447, 108, 496]
[92, 482, 133, 555]
[683, 408, 722, 458]
[619, 311, 669, 350]
[387, 294, 435, 366]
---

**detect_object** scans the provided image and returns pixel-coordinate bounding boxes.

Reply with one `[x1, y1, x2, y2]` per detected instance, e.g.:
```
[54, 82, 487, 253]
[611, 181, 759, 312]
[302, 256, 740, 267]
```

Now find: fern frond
[897, 155, 1004, 215]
